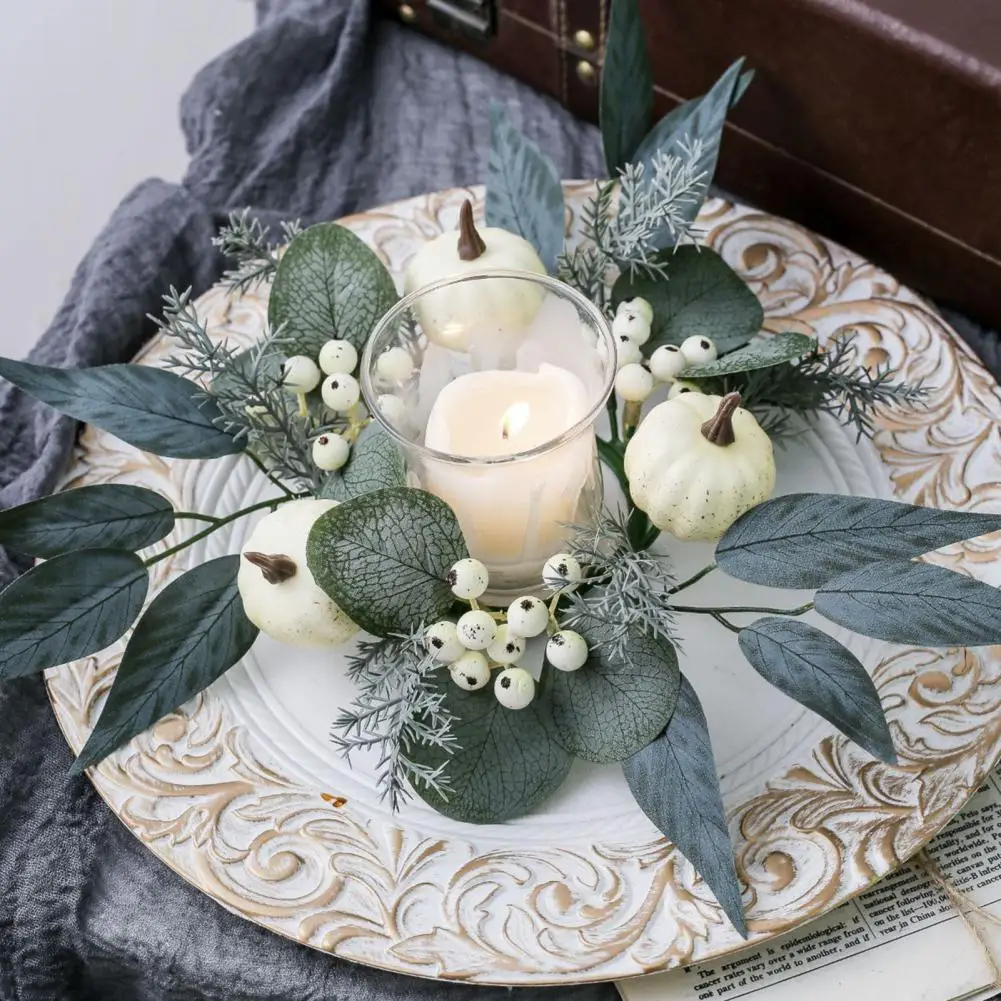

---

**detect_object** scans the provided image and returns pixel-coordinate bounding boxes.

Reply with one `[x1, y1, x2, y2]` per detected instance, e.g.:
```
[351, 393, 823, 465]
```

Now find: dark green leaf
[550, 615, 680, 762]
[72, 555, 257, 773]
[716, 493, 1001, 589]
[623, 677, 747, 936]
[485, 106, 565, 272]
[683, 332, 815, 378]
[0, 549, 147, 679]
[738, 618, 896, 763]
[268, 222, 399, 356]
[0, 359, 239, 460]
[318, 423, 406, 501]
[306, 487, 467, 635]
[611, 247, 763, 355]
[815, 559, 1001, 646]
[600, 0, 653, 175]
[409, 669, 572, 823]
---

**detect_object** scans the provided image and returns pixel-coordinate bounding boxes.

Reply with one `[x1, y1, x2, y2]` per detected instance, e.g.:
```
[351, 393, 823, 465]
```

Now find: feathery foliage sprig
[213, 209, 302, 294]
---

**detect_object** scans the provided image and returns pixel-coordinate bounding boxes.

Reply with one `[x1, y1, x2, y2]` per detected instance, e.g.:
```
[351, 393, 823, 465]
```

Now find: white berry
[447, 558, 489, 599]
[311, 433, 350, 471]
[546, 630, 589, 672]
[615, 363, 654, 403]
[377, 394, 407, 426]
[376, 346, 414, 383]
[542, 553, 583, 590]
[619, 297, 653, 325]
[615, 336, 643, 369]
[456, 609, 497, 651]
[425, 620, 463, 664]
[667, 379, 704, 399]
[487, 624, 526, 665]
[282, 356, 321, 394]
[680, 335, 718, 366]
[506, 596, 549, 638]
[321, 373, 360, 413]
[612, 309, 652, 347]
[649, 344, 688, 382]
[494, 667, 536, 709]
[450, 650, 491, 690]
[318, 339, 358, 375]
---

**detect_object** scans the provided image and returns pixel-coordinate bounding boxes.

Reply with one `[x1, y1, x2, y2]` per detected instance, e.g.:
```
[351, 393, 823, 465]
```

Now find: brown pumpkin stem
[700, 392, 742, 447]
[244, 551, 297, 584]
[457, 199, 487, 261]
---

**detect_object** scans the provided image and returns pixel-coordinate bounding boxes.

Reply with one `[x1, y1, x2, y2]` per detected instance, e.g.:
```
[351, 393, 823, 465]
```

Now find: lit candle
[422, 363, 595, 588]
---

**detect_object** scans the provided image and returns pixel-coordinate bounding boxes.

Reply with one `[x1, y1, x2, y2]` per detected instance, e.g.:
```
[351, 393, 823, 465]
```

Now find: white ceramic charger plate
[45, 185, 1001, 986]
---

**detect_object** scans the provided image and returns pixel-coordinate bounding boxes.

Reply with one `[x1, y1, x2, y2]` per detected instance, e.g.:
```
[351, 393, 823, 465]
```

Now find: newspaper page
[618, 769, 1001, 1001]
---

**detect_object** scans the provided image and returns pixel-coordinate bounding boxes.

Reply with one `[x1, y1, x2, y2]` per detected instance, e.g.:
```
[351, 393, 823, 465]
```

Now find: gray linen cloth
[1, 1, 998, 999]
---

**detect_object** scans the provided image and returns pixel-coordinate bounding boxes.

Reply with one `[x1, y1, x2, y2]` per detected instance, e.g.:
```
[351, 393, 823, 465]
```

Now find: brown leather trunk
[378, 0, 1001, 329]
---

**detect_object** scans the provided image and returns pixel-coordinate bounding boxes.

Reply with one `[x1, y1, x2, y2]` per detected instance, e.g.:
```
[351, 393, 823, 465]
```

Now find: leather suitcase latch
[427, 0, 497, 39]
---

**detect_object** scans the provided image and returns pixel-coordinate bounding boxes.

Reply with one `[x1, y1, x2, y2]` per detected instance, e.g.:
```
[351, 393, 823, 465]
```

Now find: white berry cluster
[424, 554, 592, 711]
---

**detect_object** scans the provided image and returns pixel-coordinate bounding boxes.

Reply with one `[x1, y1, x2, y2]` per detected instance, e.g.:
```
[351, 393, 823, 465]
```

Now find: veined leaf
[738, 618, 896, 763]
[814, 559, 1001, 646]
[0, 549, 147, 679]
[716, 493, 1001, 589]
[72, 555, 257, 773]
[0, 484, 174, 558]
[306, 487, 467, 635]
[318, 423, 406, 501]
[623, 677, 747, 936]
[684, 332, 816, 378]
[0, 359, 239, 460]
[485, 106, 565, 272]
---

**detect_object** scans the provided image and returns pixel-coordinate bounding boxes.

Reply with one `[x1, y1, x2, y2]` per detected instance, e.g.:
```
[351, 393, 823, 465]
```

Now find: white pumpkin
[403, 199, 548, 352]
[624, 392, 776, 541]
[238, 499, 358, 648]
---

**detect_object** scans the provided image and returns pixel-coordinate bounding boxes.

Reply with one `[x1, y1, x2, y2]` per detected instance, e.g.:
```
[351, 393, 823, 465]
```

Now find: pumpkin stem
[244, 551, 297, 584]
[457, 199, 487, 261]
[701, 392, 742, 446]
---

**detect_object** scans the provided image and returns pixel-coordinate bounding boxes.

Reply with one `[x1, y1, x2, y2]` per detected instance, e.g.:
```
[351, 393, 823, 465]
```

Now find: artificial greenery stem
[668, 564, 717, 594]
[671, 601, 815, 618]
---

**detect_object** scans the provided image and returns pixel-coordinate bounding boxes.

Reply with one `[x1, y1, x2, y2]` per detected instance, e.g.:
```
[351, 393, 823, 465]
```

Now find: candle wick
[501, 425, 510, 441]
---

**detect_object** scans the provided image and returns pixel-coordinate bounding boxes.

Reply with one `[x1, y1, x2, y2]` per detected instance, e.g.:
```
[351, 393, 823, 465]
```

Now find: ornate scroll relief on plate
[45, 185, 1001, 986]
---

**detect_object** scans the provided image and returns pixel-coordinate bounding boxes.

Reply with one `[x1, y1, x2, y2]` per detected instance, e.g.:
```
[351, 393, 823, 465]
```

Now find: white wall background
[0, 0, 254, 358]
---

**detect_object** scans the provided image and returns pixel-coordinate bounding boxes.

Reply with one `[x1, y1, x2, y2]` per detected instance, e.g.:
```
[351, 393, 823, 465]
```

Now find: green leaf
[738, 618, 896, 763]
[684, 332, 816, 378]
[0, 485, 174, 558]
[600, 0, 653, 175]
[0, 359, 239, 460]
[716, 493, 1001, 589]
[550, 615, 680, 762]
[409, 669, 573, 823]
[318, 423, 407, 502]
[814, 559, 1001, 646]
[268, 222, 399, 356]
[306, 487, 467, 635]
[611, 247, 763, 356]
[0, 549, 147, 679]
[485, 105, 565, 272]
[72, 555, 257, 773]
[623, 677, 747, 937]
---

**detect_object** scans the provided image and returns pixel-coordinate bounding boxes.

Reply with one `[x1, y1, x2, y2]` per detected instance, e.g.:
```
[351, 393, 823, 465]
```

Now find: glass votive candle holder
[361, 269, 615, 598]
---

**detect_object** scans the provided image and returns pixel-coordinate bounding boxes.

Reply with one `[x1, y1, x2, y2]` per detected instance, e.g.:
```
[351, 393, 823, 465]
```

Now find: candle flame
[500, 401, 531, 441]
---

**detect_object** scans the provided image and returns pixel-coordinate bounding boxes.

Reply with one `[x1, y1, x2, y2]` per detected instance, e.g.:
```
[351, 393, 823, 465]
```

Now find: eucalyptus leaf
[409, 669, 572, 823]
[0, 359, 239, 460]
[611, 246, 763, 355]
[318, 423, 406, 501]
[814, 559, 1001, 646]
[716, 493, 1001, 589]
[550, 615, 680, 762]
[0, 549, 147, 679]
[268, 222, 399, 356]
[684, 332, 816, 378]
[306, 487, 466, 635]
[485, 106, 565, 272]
[600, 0, 653, 175]
[0, 485, 174, 558]
[623, 677, 747, 936]
[72, 555, 257, 773]
[738, 618, 896, 763]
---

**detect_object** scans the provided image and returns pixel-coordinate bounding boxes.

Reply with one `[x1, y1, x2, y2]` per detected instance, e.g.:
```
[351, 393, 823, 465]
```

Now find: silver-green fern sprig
[213, 209, 302, 294]
[334, 629, 459, 812]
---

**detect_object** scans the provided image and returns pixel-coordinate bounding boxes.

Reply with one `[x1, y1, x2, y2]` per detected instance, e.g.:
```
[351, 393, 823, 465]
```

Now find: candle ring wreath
[3, 0, 1001, 936]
